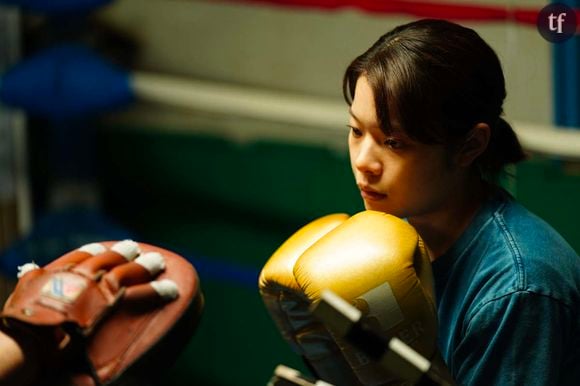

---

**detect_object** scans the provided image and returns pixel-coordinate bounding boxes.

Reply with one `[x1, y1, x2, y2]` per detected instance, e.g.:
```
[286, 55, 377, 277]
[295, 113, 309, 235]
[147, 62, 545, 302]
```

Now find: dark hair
[343, 19, 526, 179]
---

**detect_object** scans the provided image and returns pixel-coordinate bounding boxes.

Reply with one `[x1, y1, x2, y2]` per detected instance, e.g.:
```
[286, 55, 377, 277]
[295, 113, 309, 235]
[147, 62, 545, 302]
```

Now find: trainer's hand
[0, 330, 36, 386]
[260, 211, 440, 385]
[0, 240, 203, 386]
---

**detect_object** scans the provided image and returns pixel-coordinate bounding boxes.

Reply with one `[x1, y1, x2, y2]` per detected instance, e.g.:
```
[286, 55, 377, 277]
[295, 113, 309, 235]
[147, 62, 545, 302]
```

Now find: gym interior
[0, 1, 579, 385]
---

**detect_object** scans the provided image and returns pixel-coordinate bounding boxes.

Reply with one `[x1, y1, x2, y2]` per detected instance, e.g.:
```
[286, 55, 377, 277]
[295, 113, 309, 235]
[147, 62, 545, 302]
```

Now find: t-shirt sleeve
[451, 290, 572, 386]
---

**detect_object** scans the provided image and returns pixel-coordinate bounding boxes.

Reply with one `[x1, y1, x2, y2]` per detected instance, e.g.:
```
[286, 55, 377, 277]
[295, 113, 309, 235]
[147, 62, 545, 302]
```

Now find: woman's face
[348, 76, 462, 219]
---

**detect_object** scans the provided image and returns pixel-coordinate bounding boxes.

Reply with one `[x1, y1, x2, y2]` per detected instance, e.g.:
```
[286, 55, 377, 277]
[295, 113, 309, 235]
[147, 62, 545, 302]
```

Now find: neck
[408, 176, 494, 261]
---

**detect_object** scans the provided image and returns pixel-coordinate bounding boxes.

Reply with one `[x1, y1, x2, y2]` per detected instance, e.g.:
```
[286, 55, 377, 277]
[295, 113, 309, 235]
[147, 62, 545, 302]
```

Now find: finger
[46, 242, 107, 270]
[73, 240, 140, 279]
[123, 279, 179, 305]
[102, 252, 166, 292]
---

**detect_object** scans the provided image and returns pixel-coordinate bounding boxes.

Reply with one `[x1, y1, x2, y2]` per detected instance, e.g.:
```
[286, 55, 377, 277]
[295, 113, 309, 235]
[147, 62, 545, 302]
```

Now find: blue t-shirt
[432, 188, 580, 386]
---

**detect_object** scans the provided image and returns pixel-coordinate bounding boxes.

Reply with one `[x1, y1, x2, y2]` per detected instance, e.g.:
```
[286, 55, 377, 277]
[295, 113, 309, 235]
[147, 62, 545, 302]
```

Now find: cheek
[380, 154, 405, 183]
[406, 155, 455, 203]
[389, 155, 448, 197]
[424, 153, 455, 183]
[348, 140, 358, 172]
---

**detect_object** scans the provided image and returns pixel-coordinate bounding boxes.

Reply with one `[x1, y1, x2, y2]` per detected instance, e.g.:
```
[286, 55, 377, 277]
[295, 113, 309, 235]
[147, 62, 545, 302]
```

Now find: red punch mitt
[0, 240, 204, 386]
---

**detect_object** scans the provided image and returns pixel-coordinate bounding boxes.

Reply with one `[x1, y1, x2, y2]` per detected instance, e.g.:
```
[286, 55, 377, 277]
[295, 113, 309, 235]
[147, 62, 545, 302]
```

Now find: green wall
[515, 159, 580, 251]
[97, 125, 579, 386]
[98, 125, 363, 386]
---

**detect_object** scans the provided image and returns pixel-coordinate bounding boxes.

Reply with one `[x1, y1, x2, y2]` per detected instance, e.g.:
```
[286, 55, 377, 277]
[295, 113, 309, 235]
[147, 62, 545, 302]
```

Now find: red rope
[215, 0, 576, 27]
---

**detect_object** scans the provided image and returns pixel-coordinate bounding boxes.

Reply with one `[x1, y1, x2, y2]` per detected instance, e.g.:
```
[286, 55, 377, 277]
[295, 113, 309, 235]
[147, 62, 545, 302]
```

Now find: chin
[363, 201, 379, 212]
[363, 201, 407, 218]
[363, 201, 388, 212]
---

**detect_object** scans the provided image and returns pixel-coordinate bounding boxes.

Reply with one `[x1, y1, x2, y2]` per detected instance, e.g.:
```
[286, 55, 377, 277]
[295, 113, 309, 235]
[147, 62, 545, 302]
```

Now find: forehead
[350, 76, 408, 137]
[349, 76, 378, 127]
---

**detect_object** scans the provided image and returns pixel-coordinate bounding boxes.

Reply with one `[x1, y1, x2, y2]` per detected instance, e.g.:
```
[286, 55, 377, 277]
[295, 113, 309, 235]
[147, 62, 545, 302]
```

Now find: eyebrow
[349, 106, 410, 139]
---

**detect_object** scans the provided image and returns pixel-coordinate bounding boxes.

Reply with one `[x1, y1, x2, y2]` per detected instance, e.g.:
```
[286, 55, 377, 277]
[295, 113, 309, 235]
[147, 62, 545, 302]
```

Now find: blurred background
[0, 0, 579, 385]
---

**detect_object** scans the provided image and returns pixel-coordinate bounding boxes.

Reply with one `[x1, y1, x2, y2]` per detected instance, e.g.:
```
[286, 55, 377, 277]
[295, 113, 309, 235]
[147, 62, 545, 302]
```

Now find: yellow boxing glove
[259, 213, 361, 385]
[259, 211, 439, 386]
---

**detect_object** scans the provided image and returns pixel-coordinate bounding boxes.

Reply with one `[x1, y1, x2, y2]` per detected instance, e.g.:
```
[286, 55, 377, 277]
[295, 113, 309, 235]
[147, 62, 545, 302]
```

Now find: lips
[359, 186, 386, 201]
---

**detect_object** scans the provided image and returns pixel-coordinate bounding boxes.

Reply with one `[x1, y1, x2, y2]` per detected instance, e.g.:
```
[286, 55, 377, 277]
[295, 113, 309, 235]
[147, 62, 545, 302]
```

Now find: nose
[354, 139, 383, 176]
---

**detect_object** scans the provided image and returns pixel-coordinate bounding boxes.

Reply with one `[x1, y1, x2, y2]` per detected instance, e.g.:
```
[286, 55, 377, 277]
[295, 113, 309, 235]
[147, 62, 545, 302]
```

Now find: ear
[456, 123, 490, 167]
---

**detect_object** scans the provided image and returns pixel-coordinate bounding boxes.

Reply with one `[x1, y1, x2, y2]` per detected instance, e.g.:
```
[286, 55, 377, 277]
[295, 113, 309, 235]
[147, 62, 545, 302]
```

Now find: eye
[384, 138, 403, 149]
[347, 125, 362, 138]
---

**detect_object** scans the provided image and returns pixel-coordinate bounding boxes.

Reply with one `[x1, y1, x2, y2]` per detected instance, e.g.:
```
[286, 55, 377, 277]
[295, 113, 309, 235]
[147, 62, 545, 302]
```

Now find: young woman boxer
[344, 19, 580, 385]
[2, 17, 580, 386]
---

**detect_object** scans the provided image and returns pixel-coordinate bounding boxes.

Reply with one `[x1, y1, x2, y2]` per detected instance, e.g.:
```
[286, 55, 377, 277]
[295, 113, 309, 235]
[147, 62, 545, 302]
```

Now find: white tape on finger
[16, 262, 40, 278]
[150, 279, 179, 300]
[78, 242, 106, 255]
[111, 240, 140, 261]
[135, 252, 166, 275]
